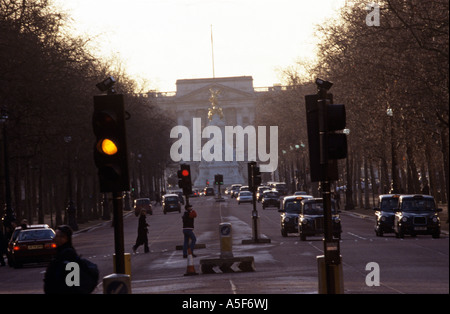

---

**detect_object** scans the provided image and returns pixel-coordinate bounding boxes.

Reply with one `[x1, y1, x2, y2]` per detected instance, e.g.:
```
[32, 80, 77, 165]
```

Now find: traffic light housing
[318, 99, 347, 162]
[93, 94, 130, 192]
[305, 93, 347, 182]
[214, 174, 223, 186]
[178, 164, 192, 195]
[247, 162, 261, 191]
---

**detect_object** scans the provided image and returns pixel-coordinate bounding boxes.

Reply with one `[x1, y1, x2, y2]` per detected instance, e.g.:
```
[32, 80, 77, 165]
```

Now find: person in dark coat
[133, 210, 149, 253]
[44, 225, 78, 294]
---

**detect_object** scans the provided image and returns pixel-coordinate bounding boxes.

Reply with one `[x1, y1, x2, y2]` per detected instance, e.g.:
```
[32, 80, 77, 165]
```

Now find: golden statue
[207, 88, 223, 121]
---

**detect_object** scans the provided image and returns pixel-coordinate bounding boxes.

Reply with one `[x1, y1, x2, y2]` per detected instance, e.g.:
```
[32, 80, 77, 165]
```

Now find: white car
[237, 191, 253, 204]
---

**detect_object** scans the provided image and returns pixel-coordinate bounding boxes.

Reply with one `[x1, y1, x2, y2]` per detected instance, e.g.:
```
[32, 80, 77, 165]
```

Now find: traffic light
[177, 170, 184, 189]
[247, 162, 261, 191]
[178, 164, 192, 195]
[253, 165, 261, 187]
[214, 174, 223, 185]
[318, 99, 347, 162]
[93, 94, 130, 192]
[305, 93, 347, 182]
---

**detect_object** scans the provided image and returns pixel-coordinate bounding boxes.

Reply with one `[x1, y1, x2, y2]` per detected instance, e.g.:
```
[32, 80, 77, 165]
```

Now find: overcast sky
[54, 0, 346, 91]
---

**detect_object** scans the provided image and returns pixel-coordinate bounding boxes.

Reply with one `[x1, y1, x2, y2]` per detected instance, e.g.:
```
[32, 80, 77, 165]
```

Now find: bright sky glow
[54, 0, 346, 91]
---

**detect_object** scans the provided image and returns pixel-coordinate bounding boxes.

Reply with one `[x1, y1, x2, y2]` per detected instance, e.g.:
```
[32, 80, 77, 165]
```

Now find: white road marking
[347, 232, 367, 240]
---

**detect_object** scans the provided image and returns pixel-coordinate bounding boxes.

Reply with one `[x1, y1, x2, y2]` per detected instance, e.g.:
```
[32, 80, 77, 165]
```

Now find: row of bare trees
[0, 0, 173, 228]
[257, 0, 449, 210]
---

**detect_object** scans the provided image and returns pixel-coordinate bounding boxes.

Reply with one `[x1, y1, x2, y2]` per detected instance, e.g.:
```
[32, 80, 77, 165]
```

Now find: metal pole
[389, 114, 399, 193]
[112, 191, 125, 274]
[2, 121, 15, 230]
[252, 184, 258, 242]
[318, 86, 340, 294]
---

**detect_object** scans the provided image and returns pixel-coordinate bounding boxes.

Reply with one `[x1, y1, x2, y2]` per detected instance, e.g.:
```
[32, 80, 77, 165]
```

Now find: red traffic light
[181, 169, 190, 177]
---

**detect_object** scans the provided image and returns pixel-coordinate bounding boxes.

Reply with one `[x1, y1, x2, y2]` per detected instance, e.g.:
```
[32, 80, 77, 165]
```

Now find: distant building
[148, 76, 283, 187]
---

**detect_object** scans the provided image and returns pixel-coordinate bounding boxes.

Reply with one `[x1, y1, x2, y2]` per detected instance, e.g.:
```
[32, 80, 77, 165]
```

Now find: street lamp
[343, 128, 355, 210]
[64, 136, 78, 231]
[387, 107, 399, 194]
[1, 108, 16, 235]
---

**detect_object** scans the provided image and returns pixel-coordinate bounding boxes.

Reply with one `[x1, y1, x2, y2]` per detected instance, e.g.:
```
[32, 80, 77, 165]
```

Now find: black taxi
[162, 193, 181, 214]
[279, 195, 313, 237]
[394, 194, 442, 238]
[261, 190, 281, 209]
[373, 194, 400, 236]
[298, 198, 342, 241]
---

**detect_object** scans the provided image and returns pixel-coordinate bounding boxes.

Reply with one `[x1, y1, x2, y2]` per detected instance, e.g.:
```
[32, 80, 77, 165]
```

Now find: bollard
[219, 223, 233, 259]
[103, 273, 131, 294]
[200, 222, 255, 274]
[317, 255, 344, 294]
[113, 253, 132, 279]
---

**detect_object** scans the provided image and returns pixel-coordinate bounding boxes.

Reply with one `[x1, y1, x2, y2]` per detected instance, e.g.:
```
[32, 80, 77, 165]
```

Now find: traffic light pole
[318, 86, 341, 294]
[251, 185, 259, 242]
[112, 191, 126, 274]
[242, 162, 270, 245]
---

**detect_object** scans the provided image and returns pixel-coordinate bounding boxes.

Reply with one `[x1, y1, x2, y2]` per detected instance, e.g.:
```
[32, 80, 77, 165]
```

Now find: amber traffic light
[93, 94, 130, 192]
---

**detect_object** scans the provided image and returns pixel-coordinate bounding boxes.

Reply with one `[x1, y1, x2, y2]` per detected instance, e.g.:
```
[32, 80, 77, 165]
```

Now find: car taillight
[45, 243, 57, 249]
[13, 245, 26, 251]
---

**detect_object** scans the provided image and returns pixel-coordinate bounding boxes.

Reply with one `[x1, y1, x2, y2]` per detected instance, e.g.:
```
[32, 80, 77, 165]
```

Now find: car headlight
[302, 219, 308, 225]
[401, 216, 408, 222]
[285, 217, 290, 222]
[380, 216, 386, 222]
[432, 217, 439, 223]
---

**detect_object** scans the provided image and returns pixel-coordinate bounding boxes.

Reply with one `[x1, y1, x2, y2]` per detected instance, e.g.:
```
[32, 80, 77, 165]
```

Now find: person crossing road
[182, 204, 197, 258]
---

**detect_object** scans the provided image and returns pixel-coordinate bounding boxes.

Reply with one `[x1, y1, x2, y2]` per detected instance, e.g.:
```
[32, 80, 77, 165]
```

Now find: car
[256, 186, 270, 202]
[298, 198, 342, 241]
[162, 194, 181, 214]
[261, 190, 280, 209]
[190, 189, 200, 197]
[8, 227, 56, 268]
[239, 185, 250, 192]
[230, 184, 242, 198]
[237, 191, 253, 204]
[394, 194, 442, 238]
[6, 224, 50, 265]
[373, 194, 400, 236]
[279, 195, 313, 237]
[204, 187, 215, 196]
[271, 182, 288, 196]
[133, 198, 153, 216]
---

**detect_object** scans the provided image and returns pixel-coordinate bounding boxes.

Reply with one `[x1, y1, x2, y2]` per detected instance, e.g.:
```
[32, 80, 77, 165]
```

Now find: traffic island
[241, 237, 271, 244]
[175, 243, 206, 250]
[241, 213, 271, 244]
[200, 256, 255, 274]
[200, 222, 255, 274]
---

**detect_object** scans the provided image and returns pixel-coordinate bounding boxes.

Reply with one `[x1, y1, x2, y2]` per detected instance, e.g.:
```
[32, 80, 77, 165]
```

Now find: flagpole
[211, 24, 215, 79]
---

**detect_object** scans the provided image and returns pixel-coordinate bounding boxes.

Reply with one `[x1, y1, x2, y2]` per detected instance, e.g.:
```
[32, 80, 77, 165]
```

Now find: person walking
[182, 204, 197, 258]
[43, 225, 78, 293]
[44, 225, 99, 294]
[133, 209, 149, 253]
